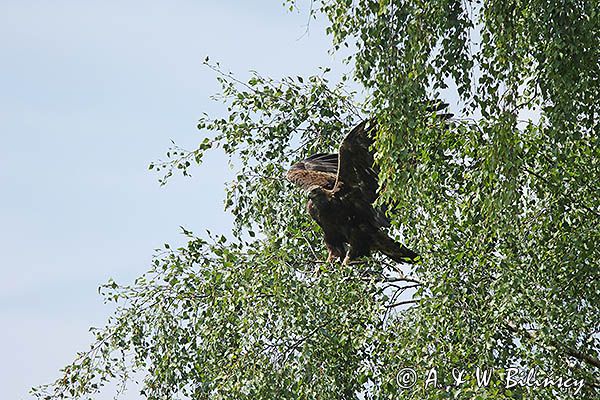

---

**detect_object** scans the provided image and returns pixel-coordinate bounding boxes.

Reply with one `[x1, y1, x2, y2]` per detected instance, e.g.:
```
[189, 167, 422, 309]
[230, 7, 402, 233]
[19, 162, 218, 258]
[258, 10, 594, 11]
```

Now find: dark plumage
[287, 120, 418, 264]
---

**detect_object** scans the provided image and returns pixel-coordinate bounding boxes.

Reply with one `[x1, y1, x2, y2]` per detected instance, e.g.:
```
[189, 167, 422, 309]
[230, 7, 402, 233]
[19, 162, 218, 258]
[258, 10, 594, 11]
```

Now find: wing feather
[302, 153, 339, 174]
[332, 119, 379, 203]
[286, 153, 338, 191]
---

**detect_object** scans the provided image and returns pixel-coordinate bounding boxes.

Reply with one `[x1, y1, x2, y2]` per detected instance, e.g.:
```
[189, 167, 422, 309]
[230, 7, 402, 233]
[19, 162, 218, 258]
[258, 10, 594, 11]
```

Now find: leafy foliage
[34, 1, 599, 399]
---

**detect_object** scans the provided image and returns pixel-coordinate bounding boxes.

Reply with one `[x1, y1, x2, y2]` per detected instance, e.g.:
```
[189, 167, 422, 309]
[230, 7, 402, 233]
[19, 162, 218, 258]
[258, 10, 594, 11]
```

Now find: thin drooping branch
[385, 299, 419, 308]
[523, 165, 600, 219]
[505, 320, 600, 371]
[279, 319, 331, 365]
[382, 275, 423, 285]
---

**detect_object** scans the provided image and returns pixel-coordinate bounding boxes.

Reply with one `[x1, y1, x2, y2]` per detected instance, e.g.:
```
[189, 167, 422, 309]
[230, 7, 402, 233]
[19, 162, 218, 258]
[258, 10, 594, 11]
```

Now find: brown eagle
[286, 119, 418, 265]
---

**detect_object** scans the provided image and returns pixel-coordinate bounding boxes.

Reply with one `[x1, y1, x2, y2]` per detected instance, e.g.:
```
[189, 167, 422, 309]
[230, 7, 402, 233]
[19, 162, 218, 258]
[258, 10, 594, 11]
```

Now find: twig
[523, 166, 600, 219]
[386, 299, 419, 308]
[382, 275, 423, 285]
[505, 320, 600, 370]
[297, 0, 315, 40]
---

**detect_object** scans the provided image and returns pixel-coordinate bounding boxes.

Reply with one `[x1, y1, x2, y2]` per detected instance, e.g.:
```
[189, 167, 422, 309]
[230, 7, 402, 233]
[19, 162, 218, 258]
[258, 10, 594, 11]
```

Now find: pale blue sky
[0, 1, 349, 398]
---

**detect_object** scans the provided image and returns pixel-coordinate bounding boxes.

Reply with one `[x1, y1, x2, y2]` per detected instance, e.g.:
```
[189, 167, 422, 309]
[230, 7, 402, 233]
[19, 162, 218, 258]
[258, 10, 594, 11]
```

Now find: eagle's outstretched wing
[302, 153, 339, 173]
[286, 153, 339, 190]
[289, 101, 452, 194]
[331, 119, 379, 203]
[332, 102, 453, 202]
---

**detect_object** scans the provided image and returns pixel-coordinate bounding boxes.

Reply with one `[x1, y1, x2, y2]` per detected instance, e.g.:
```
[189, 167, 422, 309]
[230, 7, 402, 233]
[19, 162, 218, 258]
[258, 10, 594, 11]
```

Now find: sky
[0, 1, 350, 398]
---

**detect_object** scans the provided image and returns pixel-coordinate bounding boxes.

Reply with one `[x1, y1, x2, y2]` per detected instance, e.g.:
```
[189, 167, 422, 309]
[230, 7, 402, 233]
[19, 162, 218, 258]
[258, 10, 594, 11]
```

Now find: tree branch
[386, 299, 419, 308]
[505, 320, 600, 370]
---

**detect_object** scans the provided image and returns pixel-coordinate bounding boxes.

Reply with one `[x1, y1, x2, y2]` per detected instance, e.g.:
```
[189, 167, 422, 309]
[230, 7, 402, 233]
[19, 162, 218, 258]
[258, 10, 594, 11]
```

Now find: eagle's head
[307, 185, 329, 208]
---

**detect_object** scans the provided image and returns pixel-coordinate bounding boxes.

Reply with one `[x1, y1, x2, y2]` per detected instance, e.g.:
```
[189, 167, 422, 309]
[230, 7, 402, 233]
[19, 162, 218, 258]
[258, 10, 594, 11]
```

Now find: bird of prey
[286, 119, 418, 265]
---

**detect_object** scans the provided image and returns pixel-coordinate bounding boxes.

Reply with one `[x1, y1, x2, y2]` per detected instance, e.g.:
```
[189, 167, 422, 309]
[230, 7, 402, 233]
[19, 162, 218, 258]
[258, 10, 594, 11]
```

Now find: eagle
[286, 119, 418, 265]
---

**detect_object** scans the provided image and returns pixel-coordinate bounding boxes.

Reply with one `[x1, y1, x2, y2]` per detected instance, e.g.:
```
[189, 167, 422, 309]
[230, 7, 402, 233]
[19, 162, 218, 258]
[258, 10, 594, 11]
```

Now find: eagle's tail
[376, 232, 419, 263]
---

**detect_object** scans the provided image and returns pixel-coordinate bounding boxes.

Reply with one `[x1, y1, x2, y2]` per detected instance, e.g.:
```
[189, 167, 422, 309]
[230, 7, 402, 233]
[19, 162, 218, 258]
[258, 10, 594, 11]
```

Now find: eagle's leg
[342, 253, 352, 266]
[326, 251, 337, 263]
[324, 238, 345, 263]
[342, 247, 358, 266]
[342, 241, 371, 265]
[326, 244, 344, 263]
